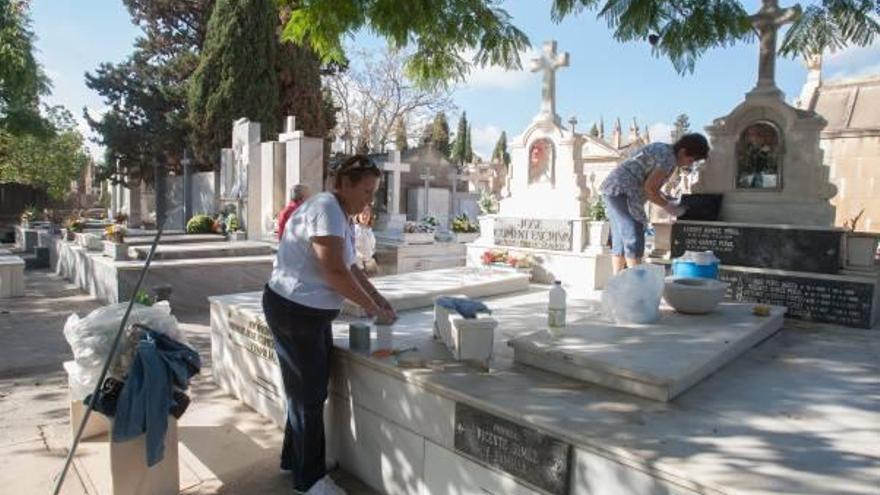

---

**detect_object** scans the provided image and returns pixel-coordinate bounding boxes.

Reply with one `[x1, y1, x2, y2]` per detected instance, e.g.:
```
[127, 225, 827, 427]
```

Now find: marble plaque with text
[493, 217, 573, 251]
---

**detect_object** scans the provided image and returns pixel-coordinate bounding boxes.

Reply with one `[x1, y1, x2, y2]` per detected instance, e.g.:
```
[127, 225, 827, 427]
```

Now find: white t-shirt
[268, 192, 356, 310]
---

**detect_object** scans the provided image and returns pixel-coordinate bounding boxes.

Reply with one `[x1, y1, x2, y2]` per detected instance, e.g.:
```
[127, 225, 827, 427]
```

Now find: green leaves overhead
[780, 1, 880, 57]
[280, 0, 530, 88]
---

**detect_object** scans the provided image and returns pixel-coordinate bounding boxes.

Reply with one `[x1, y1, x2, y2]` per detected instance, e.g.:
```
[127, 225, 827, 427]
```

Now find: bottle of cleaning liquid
[548, 281, 566, 328]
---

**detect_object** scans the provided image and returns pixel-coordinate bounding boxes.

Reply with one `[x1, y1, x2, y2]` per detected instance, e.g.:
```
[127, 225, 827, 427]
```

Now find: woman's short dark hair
[332, 154, 382, 188]
[673, 133, 710, 160]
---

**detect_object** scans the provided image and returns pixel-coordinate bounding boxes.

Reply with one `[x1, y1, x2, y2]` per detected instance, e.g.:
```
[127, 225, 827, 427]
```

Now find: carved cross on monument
[530, 40, 569, 123]
[749, 0, 801, 92]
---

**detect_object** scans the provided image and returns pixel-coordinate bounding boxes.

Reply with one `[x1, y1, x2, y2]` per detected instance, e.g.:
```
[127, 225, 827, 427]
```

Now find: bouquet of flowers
[451, 213, 479, 233]
[480, 249, 536, 269]
[104, 224, 127, 243]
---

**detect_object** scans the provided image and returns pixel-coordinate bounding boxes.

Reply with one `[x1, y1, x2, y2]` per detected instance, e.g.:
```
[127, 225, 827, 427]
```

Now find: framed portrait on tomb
[735, 121, 783, 190]
[528, 138, 555, 185]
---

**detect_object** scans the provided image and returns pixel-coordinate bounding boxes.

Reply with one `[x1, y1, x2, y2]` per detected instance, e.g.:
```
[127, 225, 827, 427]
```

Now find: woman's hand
[663, 203, 687, 217]
[374, 307, 397, 325]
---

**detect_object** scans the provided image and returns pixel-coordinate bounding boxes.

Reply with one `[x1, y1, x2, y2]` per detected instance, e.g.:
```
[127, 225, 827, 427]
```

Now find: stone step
[125, 233, 226, 246]
[130, 241, 275, 260]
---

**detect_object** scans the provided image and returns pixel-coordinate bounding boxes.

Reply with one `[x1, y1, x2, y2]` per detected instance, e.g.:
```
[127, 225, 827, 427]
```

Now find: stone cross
[530, 40, 569, 122]
[749, 0, 801, 90]
[279, 115, 304, 142]
[379, 150, 410, 215]
[419, 171, 435, 220]
[447, 171, 469, 218]
[568, 116, 578, 134]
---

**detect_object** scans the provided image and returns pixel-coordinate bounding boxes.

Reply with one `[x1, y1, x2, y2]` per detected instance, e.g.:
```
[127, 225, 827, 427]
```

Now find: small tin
[349, 322, 371, 352]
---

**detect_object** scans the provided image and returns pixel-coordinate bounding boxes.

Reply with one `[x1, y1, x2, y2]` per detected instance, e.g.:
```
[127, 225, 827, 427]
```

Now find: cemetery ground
[2, 259, 879, 494]
[0, 266, 378, 495]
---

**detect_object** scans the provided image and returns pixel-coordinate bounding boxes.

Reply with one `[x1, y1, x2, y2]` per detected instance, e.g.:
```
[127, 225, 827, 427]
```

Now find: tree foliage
[671, 113, 690, 141]
[0, 106, 90, 200]
[279, 0, 530, 88]
[430, 112, 451, 157]
[86, 0, 213, 185]
[325, 47, 454, 153]
[188, 0, 279, 169]
[551, 0, 880, 74]
[492, 131, 510, 169]
[0, 1, 88, 199]
[0, 0, 50, 135]
[394, 116, 408, 151]
[450, 112, 473, 168]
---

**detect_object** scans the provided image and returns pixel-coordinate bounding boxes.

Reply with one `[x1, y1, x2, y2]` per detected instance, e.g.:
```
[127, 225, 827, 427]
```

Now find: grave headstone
[230, 118, 261, 239]
[375, 150, 410, 232]
[278, 115, 323, 200]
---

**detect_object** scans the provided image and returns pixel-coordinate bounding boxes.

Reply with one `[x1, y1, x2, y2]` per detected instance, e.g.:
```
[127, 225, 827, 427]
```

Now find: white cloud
[824, 40, 880, 81]
[461, 48, 538, 90]
[647, 122, 673, 143]
[470, 125, 503, 159]
[827, 62, 880, 83]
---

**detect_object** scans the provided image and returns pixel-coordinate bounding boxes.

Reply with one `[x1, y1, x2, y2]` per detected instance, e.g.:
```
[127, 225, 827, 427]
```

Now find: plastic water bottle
[548, 281, 567, 328]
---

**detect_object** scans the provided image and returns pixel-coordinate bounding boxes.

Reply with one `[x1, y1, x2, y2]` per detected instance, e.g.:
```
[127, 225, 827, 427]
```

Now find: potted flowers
[20, 205, 39, 228]
[225, 214, 246, 241]
[450, 213, 480, 243]
[587, 196, 610, 253]
[402, 217, 437, 244]
[103, 224, 128, 260]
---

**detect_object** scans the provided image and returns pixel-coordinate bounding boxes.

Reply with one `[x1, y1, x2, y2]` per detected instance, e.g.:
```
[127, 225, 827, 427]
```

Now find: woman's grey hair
[291, 184, 310, 202]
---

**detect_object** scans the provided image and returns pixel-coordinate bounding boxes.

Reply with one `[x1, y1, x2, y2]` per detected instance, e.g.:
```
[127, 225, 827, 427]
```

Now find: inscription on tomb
[227, 309, 278, 363]
[494, 217, 572, 251]
[454, 402, 570, 494]
[720, 269, 874, 328]
[672, 222, 842, 274]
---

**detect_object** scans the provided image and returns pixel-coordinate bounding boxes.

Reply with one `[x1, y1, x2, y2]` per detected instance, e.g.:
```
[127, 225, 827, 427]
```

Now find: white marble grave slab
[342, 266, 530, 316]
[129, 241, 274, 260]
[509, 303, 785, 401]
[0, 254, 25, 298]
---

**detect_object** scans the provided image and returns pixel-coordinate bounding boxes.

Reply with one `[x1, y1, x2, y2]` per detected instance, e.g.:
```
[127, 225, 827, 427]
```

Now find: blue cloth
[600, 142, 677, 223]
[435, 296, 491, 319]
[604, 193, 646, 258]
[112, 330, 201, 467]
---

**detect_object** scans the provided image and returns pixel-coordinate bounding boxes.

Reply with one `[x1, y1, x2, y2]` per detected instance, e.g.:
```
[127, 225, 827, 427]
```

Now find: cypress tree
[492, 131, 510, 169]
[431, 112, 450, 157]
[188, 0, 279, 169]
[450, 112, 468, 166]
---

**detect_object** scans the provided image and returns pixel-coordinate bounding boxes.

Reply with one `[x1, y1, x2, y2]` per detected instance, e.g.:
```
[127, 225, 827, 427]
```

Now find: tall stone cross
[379, 150, 410, 215]
[749, 0, 801, 91]
[530, 40, 569, 123]
[419, 171, 435, 220]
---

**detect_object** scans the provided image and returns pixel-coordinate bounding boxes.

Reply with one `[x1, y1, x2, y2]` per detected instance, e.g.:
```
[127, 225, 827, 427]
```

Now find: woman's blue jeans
[262, 285, 339, 492]
[603, 194, 646, 259]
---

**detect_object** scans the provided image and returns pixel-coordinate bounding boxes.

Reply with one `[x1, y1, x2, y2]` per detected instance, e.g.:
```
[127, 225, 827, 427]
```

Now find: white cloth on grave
[353, 224, 375, 264]
[269, 192, 356, 310]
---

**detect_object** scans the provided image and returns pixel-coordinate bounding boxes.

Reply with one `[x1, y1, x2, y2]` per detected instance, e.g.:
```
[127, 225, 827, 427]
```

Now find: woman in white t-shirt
[262, 155, 396, 494]
[353, 204, 377, 275]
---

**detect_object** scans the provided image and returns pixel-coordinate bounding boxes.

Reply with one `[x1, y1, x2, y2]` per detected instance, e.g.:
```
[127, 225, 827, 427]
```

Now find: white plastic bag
[601, 264, 666, 324]
[63, 301, 183, 400]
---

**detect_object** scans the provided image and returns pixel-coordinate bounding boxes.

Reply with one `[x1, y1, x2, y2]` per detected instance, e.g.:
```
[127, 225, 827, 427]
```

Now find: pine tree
[491, 131, 510, 169]
[431, 112, 450, 157]
[188, 0, 279, 169]
[394, 117, 408, 151]
[450, 112, 469, 167]
[671, 113, 691, 141]
[589, 123, 599, 137]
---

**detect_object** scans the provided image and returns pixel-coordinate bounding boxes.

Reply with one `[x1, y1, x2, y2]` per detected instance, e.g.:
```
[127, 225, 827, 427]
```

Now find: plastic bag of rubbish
[601, 264, 666, 324]
[63, 301, 183, 400]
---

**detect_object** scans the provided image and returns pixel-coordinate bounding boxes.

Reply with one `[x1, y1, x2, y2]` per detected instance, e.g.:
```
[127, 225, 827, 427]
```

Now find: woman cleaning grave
[263, 155, 396, 494]
[600, 133, 710, 274]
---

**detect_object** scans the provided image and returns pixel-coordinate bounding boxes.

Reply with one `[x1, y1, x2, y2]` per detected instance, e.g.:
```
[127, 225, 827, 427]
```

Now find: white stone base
[341, 266, 531, 316]
[55, 238, 273, 313]
[109, 418, 179, 495]
[0, 254, 25, 297]
[375, 240, 466, 275]
[509, 303, 785, 401]
[466, 241, 612, 293]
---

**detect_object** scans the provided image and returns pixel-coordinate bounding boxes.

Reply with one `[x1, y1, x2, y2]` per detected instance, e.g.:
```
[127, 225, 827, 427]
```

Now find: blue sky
[29, 0, 880, 160]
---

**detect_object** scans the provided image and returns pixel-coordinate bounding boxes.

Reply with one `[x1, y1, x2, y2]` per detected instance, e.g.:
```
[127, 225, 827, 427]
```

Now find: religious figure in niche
[736, 122, 782, 189]
[528, 138, 554, 184]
